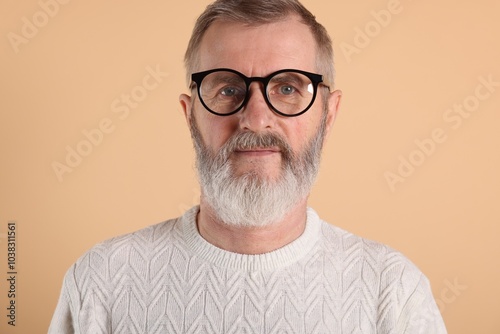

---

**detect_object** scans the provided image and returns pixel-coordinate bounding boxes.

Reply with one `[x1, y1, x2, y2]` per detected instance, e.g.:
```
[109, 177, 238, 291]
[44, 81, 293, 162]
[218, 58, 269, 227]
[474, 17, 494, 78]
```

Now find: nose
[238, 82, 275, 132]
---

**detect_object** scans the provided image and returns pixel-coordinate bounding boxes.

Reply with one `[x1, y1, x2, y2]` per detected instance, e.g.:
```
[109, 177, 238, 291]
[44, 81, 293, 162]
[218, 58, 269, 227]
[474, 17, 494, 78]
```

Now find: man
[49, 0, 447, 333]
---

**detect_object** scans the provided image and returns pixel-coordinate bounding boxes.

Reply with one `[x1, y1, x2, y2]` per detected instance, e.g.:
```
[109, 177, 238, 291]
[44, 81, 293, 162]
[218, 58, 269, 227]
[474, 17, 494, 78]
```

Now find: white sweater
[49, 207, 447, 333]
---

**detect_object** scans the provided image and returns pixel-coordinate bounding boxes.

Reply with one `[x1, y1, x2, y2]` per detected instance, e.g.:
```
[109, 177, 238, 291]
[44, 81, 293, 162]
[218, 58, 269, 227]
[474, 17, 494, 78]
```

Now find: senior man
[49, 0, 447, 333]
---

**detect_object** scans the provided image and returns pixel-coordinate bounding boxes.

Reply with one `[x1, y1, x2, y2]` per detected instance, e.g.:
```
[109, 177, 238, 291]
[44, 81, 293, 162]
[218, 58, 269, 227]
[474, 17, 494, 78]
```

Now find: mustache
[218, 131, 294, 162]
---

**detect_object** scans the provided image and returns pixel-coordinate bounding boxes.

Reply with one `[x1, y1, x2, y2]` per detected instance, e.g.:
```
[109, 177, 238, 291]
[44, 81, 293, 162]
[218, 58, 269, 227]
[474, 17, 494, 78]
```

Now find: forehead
[197, 16, 317, 76]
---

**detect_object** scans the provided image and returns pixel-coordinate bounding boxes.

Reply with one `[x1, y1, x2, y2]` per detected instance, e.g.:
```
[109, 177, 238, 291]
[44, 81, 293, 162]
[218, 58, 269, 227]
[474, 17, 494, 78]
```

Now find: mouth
[234, 147, 281, 157]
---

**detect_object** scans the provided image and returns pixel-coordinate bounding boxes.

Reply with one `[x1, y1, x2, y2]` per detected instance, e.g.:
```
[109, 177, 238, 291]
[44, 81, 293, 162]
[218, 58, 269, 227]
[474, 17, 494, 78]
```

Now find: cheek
[284, 116, 319, 151]
[198, 113, 239, 150]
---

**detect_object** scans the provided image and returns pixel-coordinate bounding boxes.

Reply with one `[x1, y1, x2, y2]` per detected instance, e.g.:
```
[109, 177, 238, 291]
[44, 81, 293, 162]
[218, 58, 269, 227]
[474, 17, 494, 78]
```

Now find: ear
[179, 93, 192, 126]
[324, 89, 342, 136]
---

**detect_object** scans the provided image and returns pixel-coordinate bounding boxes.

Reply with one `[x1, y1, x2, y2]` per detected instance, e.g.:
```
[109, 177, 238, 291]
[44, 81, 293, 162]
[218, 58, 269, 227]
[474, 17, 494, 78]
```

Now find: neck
[197, 197, 308, 255]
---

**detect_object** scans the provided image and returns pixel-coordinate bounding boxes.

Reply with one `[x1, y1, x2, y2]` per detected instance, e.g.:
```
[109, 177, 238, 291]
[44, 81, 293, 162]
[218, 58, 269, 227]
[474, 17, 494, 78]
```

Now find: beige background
[0, 0, 499, 333]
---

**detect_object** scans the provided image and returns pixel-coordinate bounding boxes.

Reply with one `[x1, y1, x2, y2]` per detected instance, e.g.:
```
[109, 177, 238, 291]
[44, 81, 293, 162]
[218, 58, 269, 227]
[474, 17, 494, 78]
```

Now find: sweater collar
[181, 206, 321, 271]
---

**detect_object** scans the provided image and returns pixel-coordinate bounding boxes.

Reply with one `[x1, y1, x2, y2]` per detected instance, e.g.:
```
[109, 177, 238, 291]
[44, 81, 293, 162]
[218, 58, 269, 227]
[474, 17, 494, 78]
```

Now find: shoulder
[316, 217, 443, 329]
[86, 217, 177, 254]
[67, 216, 183, 285]
[51, 216, 186, 332]
[317, 217, 425, 289]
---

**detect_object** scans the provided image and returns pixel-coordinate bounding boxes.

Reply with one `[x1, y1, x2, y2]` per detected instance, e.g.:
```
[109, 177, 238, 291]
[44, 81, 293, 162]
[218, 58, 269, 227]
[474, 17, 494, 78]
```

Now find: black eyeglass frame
[191, 68, 327, 117]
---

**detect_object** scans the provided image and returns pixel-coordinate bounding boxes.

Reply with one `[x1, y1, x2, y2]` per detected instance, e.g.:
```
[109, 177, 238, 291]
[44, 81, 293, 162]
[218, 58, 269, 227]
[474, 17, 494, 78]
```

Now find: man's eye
[220, 87, 239, 97]
[280, 85, 296, 95]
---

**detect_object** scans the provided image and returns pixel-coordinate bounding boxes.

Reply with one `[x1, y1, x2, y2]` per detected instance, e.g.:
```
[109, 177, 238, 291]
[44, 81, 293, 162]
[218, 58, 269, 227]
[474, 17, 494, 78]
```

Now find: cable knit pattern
[49, 207, 447, 333]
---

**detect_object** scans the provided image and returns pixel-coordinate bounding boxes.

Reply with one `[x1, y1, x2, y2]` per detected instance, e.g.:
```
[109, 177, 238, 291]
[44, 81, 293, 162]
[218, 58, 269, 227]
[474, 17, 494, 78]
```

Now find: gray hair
[184, 0, 335, 89]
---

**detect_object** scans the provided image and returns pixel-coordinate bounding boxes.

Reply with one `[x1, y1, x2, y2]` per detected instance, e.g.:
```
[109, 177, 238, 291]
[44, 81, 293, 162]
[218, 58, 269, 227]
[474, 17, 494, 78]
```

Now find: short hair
[184, 0, 335, 89]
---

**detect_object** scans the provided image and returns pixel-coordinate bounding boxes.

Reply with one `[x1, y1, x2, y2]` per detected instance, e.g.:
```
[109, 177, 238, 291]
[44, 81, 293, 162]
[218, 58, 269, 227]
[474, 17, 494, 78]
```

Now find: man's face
[180, 16, 341, 226]
[182, 16, 340, 179]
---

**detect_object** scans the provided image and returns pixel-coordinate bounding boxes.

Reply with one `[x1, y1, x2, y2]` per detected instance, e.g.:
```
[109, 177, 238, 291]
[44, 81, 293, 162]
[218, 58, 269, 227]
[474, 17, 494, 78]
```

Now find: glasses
[191, 68, 327, 117]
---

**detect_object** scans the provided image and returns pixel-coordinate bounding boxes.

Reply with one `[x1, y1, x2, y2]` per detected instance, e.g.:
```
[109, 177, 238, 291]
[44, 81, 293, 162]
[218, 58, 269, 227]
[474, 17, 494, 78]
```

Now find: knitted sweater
[49, 206, 447, 333]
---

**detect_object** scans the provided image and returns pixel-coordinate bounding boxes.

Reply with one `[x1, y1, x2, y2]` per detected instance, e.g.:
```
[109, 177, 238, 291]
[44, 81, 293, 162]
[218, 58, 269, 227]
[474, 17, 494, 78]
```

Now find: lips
[234, 147, 281, 157]
[235, 146, 280, 153]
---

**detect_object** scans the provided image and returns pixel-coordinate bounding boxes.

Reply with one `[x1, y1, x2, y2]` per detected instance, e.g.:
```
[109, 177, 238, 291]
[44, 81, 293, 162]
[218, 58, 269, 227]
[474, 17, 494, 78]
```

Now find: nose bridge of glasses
[245, 76, 271, 100]
[238, 77, 276, 130]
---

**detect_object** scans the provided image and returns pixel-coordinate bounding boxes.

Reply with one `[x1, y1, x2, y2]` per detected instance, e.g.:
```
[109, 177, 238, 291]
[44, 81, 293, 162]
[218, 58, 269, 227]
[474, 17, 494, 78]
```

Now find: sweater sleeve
[48, 265, 78, 334]
[396, 274, 447, 334]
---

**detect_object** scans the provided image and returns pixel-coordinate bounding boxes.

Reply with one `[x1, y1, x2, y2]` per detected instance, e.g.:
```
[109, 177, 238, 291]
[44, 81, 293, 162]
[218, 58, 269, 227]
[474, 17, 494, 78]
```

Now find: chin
[233, 169, 282, 183]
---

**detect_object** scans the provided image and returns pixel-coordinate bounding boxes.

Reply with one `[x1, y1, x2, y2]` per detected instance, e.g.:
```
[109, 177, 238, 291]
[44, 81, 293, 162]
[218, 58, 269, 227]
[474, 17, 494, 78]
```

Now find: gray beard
[190, 109, 327, 228]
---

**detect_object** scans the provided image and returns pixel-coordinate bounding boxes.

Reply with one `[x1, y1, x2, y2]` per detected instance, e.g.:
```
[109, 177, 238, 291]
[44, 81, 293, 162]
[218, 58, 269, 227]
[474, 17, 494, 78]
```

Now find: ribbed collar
[181, 206, 321, 271]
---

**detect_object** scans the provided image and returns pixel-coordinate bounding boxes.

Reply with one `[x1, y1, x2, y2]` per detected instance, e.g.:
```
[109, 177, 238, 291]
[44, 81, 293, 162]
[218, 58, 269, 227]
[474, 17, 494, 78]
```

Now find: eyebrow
[203, 73, 244, 91]
[270, 73, 307, 86]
